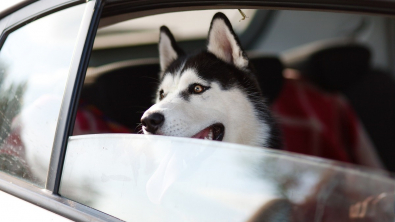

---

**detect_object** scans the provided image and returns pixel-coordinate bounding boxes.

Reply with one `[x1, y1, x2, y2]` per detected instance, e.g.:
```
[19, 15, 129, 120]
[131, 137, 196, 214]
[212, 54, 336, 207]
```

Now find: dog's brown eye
[189, 83, 210, 94]
[194, 85, 204, 93]
[159, 90, 164, 100]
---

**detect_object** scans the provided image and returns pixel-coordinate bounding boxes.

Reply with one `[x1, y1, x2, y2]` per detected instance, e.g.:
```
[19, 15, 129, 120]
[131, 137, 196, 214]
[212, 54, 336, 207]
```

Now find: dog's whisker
[141, 76, 160, 83]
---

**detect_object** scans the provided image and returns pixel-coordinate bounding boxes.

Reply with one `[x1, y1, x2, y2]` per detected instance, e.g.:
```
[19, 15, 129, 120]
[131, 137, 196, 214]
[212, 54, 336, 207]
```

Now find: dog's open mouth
[191, 123, 224, 141]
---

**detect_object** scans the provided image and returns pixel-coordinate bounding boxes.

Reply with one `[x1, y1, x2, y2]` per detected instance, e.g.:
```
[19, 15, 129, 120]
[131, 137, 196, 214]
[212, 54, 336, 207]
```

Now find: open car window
[62, 6, 395, 221]
[77, 8, 394, 169]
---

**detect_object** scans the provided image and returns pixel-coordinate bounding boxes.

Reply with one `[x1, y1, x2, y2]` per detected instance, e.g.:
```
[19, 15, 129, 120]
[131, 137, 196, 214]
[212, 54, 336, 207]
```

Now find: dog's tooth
[208, 130, 213, 140]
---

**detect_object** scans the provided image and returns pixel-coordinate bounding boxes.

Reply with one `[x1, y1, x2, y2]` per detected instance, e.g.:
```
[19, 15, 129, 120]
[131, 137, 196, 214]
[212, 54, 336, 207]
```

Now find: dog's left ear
[207, 13, 249, 69]
[159, 26, 185, 72]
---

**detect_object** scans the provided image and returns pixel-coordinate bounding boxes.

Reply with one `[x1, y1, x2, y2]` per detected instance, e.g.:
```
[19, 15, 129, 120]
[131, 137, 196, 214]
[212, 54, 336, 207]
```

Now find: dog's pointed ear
[159, 26, 184, 72]
[207, 13, 249, 69]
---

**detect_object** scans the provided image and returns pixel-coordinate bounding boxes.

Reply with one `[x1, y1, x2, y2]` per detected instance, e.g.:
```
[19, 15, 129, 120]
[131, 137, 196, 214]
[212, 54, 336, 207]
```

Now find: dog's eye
[159, 90, 164, 100]
[194, 85, 204, 93]
[189, 84, 209, 94]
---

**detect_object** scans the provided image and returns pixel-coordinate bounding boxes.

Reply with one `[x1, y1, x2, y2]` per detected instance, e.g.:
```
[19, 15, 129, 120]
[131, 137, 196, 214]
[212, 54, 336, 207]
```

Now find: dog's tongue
[191, 127, 211, 139]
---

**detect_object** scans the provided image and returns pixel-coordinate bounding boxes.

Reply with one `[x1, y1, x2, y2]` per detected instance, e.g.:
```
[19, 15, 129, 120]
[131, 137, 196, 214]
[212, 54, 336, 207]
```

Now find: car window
[0, 4, 86, 187]
[79, 9, 393, 168]
[60, 134, 395, 221]
[63, 7, 395, 221]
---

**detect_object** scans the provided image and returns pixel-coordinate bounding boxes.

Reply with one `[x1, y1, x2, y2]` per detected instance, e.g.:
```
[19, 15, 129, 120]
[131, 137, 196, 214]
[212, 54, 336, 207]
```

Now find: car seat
[80, 59, 160, 132]
[284, 43, 395, 171]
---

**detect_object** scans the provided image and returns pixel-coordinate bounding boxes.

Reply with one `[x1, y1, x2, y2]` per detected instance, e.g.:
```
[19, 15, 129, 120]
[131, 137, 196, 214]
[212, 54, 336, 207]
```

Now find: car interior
[74, 9, 395, 171]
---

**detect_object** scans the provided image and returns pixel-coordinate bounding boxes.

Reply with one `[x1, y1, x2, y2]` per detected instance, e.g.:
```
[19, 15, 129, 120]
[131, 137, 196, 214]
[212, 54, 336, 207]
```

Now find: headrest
[286, 44, 371, 92]
[250, 56, 284, 104]
[81, 61, 160, 130]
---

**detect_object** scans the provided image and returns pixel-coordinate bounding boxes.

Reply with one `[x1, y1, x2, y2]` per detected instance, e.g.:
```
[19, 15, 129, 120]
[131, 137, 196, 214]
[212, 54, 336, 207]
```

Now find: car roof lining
[97, 7, 276, 51]
[99, 1, 395, 28]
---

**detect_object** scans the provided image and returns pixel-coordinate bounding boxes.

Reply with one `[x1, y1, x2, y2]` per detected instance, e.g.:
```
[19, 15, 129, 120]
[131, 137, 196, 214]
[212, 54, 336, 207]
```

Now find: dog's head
[141, 13, 273, 147]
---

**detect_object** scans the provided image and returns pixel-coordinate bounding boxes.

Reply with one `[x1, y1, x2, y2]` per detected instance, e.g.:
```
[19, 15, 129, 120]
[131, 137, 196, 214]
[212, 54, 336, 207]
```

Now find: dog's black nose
[141, 112, 165, 133]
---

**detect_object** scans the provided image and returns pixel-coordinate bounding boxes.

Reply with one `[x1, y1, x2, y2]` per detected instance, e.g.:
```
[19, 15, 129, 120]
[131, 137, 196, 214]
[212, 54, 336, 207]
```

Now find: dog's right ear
[159, 26, 184, 72]
[207, 13, 249, 70]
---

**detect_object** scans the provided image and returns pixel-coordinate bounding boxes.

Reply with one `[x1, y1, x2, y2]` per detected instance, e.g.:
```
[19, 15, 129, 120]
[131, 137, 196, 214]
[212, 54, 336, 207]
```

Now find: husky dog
[141, 13, 280, 148]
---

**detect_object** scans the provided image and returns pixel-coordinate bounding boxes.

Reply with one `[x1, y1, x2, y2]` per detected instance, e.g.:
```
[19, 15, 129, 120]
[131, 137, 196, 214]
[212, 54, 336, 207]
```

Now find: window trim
[0, 0, 37, 20]
[47, 0, 104, 194]
[101, 0, 395, 20]
[0, 0, 88, 47]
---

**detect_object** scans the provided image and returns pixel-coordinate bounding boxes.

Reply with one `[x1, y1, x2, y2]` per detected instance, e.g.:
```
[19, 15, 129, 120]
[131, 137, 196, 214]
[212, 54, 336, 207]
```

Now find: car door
[0, 0, 394, 221]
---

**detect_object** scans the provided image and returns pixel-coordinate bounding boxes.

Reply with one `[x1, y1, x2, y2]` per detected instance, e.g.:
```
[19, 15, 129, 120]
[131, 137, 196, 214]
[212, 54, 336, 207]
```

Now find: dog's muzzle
[141, 112, 164, 134]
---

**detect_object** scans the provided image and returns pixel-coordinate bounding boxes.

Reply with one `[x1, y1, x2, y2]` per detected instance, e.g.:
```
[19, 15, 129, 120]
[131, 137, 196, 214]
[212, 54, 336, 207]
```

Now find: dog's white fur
[142, 13, 271, 147]
[143, 68, 270, 146]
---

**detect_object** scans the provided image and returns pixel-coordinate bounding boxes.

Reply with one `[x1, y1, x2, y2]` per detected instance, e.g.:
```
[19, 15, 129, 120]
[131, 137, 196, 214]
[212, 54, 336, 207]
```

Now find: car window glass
[60, 134, 395, 222]
[0, 4, 86, 187]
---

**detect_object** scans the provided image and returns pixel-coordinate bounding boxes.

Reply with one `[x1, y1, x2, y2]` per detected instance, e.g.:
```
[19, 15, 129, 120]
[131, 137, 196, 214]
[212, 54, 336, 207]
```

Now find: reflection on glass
[0, 4, 86, 187]
[60, 134, 395, 222]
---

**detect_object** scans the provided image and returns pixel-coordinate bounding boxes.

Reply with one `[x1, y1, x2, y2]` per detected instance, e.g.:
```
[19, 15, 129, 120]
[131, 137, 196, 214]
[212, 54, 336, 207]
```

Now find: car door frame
[0, 0, 123, 221]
